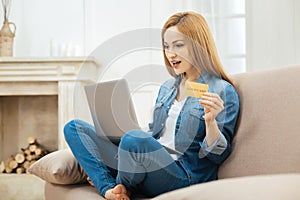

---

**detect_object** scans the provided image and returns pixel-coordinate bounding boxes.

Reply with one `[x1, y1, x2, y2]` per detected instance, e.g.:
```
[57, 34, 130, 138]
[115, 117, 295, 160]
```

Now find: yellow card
[185, 81, 209, 98]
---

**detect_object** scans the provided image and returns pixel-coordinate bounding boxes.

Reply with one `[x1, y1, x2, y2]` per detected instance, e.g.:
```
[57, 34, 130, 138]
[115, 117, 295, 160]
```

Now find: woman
[64, 11, 239, 200]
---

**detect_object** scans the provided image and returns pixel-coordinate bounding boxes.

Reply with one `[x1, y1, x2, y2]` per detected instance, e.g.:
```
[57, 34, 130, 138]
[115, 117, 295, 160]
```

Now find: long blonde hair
[161, 11, 234, 86]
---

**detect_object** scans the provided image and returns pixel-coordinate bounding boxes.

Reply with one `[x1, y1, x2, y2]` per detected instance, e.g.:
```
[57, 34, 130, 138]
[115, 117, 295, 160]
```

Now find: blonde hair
[162, 11, 234, 86]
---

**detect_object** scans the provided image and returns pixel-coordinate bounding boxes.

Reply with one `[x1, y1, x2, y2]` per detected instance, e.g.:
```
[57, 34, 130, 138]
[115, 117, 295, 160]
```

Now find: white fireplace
[0, 57, 99, 161]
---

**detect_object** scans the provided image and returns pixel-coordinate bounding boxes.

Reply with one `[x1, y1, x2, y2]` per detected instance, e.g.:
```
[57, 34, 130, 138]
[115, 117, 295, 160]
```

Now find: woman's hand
[199, 93, 224, 124]
[199, 93, 224, 146]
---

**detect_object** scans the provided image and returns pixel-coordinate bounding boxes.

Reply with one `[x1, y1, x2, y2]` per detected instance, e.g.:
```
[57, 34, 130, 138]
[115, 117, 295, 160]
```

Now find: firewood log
[5, 167, 13, 173]
[22, 161, 30, 169]
[15, 153, 25, 164]
[21, 148, 31, 155]
[16, 167, 25, 174]
[9, 160, 18, 170]
[29, 160, 36, 166]
[2, 156, 14, 173]
[25, 155, 33, 161]
[34, 148, 42, 156]
[29, 144, 37, 152]
[0, 161, 5, 173]
[27, 137, 37, 145]
[3, 156, 13, 166]
[0, 137, 49, 174]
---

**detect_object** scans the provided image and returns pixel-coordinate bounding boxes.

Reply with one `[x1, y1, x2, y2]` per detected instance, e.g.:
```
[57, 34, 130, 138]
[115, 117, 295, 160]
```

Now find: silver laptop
[84, 78, 183, 155]
[84, 79, 140, 143]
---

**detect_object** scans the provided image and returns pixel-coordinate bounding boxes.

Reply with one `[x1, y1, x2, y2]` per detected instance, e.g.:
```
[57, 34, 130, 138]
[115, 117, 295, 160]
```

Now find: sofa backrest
[219, 65, 300, 179]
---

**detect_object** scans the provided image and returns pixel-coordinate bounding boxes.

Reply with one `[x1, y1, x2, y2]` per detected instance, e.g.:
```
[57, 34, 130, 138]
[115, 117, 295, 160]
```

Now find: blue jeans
[64, 119, 190, 197]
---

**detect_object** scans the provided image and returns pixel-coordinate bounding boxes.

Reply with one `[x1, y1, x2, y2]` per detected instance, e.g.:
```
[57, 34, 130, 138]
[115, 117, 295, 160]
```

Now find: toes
[104, 189, 115, 200]
[86, 177, 94, 187]
[112, 184, 127, 194]
[112, 184, 130, 200]
[115, 193, 130, 200]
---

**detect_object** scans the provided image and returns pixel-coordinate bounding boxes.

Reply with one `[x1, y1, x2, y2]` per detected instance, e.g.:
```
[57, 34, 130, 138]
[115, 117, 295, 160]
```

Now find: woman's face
[163, 26, 198, 79]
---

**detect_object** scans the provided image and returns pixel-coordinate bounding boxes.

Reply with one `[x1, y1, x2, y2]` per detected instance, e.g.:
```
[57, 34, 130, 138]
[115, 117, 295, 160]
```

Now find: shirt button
[189, 175, 192, 179]
[161, 123, 164, 126]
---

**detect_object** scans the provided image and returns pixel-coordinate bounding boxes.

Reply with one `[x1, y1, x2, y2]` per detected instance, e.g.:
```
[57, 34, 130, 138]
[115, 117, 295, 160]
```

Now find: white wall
[246, 0, 300, 71]
[3, 0, 300, 126]
[4, 0, 300, 68]
[84, 0, 151, 55]
[5, 0, 85, 57]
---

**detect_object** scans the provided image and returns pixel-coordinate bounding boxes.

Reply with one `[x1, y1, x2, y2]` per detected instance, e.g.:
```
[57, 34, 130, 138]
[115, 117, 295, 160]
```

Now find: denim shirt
[148, 72, 240, 184]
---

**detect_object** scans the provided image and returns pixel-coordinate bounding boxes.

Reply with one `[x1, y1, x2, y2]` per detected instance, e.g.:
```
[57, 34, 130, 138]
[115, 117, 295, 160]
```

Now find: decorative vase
[0, 21, 16, 57]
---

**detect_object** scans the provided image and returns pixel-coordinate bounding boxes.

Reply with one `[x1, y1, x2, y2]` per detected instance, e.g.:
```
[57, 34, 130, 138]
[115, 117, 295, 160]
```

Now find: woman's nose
[165, 49, 176, 58]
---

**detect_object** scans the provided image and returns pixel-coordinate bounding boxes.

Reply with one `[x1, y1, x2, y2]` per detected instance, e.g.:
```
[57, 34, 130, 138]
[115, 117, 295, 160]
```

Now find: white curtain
[183, 0, 246, 74]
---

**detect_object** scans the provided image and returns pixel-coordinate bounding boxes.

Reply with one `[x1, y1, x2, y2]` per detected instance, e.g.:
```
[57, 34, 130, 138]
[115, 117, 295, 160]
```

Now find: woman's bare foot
[105, 184, 130, 200]
[87, 177, 95, 187]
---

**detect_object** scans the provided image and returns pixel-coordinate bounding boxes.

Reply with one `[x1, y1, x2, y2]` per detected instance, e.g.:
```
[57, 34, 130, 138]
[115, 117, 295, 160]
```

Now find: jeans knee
[64, 119, 84, 141]
[119, 130, 152, 151]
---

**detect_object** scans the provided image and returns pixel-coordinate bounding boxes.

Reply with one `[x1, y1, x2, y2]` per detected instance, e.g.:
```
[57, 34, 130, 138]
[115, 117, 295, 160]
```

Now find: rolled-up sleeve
[198, 84, 240, 165]
[199, 132, 227, 157]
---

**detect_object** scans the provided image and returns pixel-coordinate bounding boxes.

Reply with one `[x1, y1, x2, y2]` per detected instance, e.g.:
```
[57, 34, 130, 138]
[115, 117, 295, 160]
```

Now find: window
[184, 0, 246, 74]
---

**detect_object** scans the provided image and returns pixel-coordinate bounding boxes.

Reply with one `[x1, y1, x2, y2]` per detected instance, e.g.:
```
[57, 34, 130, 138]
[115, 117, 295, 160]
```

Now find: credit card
[185, 81, 209, 98]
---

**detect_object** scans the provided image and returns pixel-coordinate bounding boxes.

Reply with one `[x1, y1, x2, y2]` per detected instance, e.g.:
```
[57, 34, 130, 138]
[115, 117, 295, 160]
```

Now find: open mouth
[171, 60, 181, 68]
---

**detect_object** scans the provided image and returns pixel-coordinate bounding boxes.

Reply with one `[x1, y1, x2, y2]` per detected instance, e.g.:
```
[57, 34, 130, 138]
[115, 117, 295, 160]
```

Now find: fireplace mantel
[0, 57, 100, 154]
[0, 57, 99, 85]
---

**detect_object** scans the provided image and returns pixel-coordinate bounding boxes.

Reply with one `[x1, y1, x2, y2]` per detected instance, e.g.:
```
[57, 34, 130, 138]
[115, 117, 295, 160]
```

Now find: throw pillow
[28, 148, 87, 184]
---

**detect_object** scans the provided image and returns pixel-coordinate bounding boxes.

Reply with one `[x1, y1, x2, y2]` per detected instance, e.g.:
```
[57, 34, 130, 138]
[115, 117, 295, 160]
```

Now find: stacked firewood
[0, 137, 48, 174]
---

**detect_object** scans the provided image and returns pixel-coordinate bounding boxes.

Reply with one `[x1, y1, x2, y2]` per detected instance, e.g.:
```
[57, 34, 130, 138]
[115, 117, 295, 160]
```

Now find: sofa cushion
[28, 149, 87, 185]
[45, 182, 150, 200]
[153, 174, 300, 200]
[219, 65, 300, 179]
[45, 183, 104, 200]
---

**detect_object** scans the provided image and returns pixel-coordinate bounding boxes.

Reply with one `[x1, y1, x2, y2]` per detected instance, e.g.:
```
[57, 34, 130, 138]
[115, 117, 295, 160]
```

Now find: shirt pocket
[186, 107, 205, 137]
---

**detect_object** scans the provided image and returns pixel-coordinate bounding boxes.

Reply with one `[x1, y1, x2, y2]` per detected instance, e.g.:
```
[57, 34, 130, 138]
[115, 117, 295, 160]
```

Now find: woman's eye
[175, 44, 184, 48]
[163, 45, 169, 49]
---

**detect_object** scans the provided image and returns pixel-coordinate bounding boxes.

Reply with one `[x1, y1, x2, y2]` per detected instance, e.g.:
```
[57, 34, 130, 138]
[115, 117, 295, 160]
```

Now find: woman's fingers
[202, 93, 224, 104]
[200, 99, 215, 109]
[201, 93, 224, 110]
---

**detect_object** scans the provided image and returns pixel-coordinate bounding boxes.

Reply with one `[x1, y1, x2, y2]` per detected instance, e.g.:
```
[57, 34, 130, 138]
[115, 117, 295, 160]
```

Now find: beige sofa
[40, 65, 300, 200]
